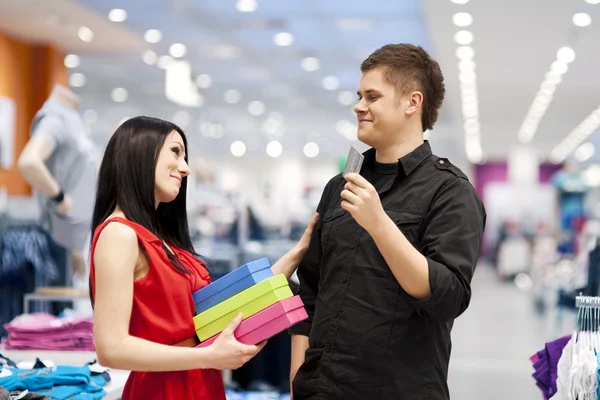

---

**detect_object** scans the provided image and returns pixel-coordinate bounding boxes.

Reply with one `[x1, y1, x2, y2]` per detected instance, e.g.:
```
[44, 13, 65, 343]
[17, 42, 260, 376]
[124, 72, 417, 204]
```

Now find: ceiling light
[455, 46, 475, 60]
[248, 101, 266, 116]
[304, 142, 320, 158]
[236, 0, 258, 12]
[551, 105, 600, 162]
[551, 60, 569, 75]
[464, 119, 480, 133]
[266, 141, 283, 158]
[337, 91, 355, 106]
[585, 0, 600, 4]
[557, 47, 576, 64]
[459, 70, 477, 84]
[454, 30, 474, 45]
[459, 59, 476, 71]
[466, 142, 484, 164]
[583, 165, 600, 187]
[111, 88, 128, 103]
[573, 13, 592, 27]
[69, 73, 86, 88]
[169, 43, 187, 58]
[273, 32, 294, 47]
[144, 29, 162, 43]
[224, 89, 241, 104]
[64, 54, 80, 68]
[231, 141, 247, 157]
[78, 26, 94, 42]
[544, 71, 562, 85]
[451, 0, 470, 3]
[540, 81, 557, 94]
[195, 74, 212, 89]
[575, 142, 595, 162]
[301, 57, 320, 72]
[142, 51, 157, 65]
[108, 9, 127, 22]
[158, 55, 173, 69]
[452, 13, 473, 27]
[322, 76, 340, 91]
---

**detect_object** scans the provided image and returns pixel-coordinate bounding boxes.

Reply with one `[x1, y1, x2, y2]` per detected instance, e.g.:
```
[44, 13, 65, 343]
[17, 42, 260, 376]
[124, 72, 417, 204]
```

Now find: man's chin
[357, 130, 376, 148]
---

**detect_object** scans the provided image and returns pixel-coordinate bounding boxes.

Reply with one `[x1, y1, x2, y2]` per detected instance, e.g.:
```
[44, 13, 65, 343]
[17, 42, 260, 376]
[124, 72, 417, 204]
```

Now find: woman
[90, 116, 318, 399]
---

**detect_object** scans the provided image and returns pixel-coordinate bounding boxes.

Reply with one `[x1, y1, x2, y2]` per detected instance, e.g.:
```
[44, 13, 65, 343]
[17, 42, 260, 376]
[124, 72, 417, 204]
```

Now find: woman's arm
[271, 213, 319, 279]
[93, 222, 263, 372]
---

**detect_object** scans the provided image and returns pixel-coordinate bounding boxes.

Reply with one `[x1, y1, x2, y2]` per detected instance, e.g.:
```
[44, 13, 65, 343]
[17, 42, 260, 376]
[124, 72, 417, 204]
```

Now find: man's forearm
[290, 334, 310, 394]
[17, 158, 61, 197]
[369, 215, 430, 300]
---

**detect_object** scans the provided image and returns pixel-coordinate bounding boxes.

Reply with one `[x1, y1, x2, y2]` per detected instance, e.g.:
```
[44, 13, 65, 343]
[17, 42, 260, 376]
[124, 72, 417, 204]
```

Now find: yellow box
[193, 274, 293, 341]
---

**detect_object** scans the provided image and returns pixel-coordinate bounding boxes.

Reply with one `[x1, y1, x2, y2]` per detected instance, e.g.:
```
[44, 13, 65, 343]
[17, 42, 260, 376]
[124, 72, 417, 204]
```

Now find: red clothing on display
[90, 217, 225, 400]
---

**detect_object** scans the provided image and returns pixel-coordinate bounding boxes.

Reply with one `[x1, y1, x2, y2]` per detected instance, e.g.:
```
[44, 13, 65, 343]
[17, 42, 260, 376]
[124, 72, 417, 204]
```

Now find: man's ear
[405, 91, 423, 116]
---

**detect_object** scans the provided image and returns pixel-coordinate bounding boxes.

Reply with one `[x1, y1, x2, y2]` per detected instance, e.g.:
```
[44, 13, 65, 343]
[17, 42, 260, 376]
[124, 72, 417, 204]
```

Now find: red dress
[90, 217, 226, 400]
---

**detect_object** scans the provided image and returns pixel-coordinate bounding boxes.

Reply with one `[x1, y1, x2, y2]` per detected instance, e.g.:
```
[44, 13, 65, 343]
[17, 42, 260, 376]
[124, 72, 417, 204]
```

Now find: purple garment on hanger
[530, 335, 571, 399]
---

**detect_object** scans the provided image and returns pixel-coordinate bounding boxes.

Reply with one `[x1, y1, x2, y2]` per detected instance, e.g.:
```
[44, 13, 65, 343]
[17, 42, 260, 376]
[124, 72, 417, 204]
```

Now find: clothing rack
[575, 295, 600, 309]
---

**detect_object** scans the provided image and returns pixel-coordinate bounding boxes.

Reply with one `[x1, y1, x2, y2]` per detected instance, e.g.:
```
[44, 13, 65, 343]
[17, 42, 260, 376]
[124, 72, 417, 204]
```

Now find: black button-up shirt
[290, 141, 486, 400]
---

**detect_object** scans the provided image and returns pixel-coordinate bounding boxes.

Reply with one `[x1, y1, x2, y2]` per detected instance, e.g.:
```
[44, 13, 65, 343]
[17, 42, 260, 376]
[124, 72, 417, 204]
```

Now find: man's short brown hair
[361, 44, 445, 132]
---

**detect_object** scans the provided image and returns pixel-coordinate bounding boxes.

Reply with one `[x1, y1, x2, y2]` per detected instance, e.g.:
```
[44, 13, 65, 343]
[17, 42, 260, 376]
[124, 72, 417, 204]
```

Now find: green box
[193, 274, 293, 341]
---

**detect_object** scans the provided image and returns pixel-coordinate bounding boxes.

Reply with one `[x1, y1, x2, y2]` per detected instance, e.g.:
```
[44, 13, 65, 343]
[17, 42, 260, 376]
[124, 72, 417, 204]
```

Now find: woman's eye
[172, 148, 180, 155]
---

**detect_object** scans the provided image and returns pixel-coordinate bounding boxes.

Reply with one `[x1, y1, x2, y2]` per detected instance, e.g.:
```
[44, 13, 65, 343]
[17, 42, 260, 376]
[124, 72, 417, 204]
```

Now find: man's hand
[340, 173, 386, 233]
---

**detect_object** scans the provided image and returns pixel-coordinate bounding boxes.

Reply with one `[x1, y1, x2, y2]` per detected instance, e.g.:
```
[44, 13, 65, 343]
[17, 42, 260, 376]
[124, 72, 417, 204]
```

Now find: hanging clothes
[531, 335, 571, 399]
[549, 296, 600, 399]
[0, 220, 59, 338]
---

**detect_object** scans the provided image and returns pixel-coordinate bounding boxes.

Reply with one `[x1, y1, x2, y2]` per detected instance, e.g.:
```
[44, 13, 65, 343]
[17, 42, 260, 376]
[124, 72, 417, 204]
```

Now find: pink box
[197, 295, 307, 347]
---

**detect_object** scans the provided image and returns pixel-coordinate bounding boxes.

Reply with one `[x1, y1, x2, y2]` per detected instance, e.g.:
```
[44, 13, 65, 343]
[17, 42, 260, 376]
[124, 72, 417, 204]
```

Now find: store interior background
[1, 0, 600, 399]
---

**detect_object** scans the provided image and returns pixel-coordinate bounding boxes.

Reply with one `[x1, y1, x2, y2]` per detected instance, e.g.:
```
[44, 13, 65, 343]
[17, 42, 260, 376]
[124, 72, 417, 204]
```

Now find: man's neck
[375, 133, 424, 164]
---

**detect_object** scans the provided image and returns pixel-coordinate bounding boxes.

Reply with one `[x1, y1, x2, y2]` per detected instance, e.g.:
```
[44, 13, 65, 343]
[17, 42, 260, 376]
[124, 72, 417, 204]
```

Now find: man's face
[354, 68, 406, 149]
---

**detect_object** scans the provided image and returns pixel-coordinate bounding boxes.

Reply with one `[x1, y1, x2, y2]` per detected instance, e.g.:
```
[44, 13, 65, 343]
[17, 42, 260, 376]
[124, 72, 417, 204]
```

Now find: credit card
[343, 146, 364, 176]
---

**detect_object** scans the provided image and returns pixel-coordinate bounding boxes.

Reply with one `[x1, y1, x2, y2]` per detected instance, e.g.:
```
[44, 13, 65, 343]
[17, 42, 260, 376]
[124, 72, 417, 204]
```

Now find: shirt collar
[363, 141, 432, 177]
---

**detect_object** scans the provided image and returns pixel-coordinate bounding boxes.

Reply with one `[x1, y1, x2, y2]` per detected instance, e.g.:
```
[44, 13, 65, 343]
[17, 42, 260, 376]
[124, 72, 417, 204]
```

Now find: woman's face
[154, 130, 190, 205]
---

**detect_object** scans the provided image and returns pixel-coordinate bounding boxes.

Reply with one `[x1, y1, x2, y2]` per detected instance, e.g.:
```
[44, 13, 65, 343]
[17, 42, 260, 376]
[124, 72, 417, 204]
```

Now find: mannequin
[17, 83, 98, 290]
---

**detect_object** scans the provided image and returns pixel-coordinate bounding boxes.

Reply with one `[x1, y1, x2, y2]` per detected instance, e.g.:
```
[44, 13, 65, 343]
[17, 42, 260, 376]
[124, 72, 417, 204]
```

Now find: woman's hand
[271, 212, 319, 279]
[205, 313, 267, 370]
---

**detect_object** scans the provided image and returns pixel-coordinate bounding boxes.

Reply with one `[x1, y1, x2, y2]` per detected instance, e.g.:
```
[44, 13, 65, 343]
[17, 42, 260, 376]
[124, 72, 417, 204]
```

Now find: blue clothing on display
[0, 365, 109, 399]
[552, 171, 587, 230]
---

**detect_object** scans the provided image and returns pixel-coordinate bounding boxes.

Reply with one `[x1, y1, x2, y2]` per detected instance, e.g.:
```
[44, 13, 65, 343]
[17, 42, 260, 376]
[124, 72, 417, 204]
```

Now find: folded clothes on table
[1, 313, 94, 351]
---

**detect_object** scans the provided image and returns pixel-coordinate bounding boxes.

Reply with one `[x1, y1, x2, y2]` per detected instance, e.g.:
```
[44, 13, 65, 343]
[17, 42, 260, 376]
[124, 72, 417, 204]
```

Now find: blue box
[193, 258, 273, 314]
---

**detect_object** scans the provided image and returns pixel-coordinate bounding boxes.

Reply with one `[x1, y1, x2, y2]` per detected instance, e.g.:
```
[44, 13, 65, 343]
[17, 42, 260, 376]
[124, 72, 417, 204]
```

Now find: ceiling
[422, 0, 600, 163]
[2, 0, 599, 166]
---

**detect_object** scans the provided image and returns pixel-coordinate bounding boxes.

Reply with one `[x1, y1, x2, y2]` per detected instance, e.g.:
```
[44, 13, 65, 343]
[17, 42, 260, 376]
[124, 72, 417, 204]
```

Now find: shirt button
[439, 159, 445, 165]
[341, 276, 348, 283]
[333, 311, 339, 318]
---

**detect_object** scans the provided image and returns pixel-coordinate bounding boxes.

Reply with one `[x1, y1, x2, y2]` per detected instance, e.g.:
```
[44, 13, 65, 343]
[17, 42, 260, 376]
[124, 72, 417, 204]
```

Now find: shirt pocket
[385, 209, 422, 247]
[320, 207, 345, 253]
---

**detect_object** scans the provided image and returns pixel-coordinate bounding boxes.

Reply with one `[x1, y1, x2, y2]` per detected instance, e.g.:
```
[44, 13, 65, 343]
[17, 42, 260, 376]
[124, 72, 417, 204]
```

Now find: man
[289, 44, 486, 400]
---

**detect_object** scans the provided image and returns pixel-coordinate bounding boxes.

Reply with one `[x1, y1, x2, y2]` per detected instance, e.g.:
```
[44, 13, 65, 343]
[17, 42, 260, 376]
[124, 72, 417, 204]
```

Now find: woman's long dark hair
[89, 116, 200, 305]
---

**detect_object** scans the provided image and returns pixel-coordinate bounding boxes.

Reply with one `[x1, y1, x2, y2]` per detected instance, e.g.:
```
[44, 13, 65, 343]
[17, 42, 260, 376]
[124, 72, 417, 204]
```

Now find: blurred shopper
[89, 116, 318, 400]
[290, 44, 486, 400]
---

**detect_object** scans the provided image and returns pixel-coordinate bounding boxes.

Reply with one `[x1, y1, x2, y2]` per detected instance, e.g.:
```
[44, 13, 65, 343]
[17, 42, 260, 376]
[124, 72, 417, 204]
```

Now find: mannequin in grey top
[17, 84, 99, 283]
